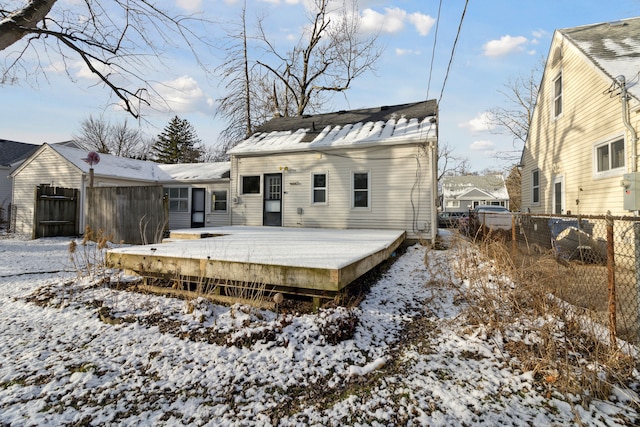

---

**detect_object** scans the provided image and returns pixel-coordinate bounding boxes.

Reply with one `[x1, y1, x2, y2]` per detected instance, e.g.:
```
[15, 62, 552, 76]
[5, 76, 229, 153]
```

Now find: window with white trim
[352, 171, 370, 208]
[595, 138, 625, 174]
[446, 200, 460, 208]
[211, 190, 227, 212]
[553, 73, 562, 117]
[241, 175, 260, 194]
[312, 173, 327, 204]
[167, 187, 189, 212]
[532, 169, 540, 204]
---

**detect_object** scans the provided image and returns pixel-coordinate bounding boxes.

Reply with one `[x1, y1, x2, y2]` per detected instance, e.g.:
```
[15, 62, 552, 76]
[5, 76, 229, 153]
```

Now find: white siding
[11, 147, 84, 234]
[522, 32, 633, 215]
[230, 144, 436, 239]
[163, 182, 232, 230]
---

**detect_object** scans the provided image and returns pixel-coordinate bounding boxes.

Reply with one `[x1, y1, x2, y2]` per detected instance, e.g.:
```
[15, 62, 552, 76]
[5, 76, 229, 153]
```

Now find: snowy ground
[0, 233, 639, 426]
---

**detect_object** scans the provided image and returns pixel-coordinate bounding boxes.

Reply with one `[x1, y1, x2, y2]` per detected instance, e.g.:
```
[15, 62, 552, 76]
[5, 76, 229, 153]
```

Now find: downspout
[618, 76, 639, 172]
[430, 139, 438, 247]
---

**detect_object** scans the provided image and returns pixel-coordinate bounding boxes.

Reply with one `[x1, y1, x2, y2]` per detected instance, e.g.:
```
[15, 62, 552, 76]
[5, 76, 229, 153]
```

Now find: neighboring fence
[467, 212, 640, 347]
[33, 185, 79, 238]
[86, 186, 168, 245]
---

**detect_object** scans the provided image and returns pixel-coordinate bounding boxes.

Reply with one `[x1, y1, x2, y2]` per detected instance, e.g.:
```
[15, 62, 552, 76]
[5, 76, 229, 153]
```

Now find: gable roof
[559, 17, 640, 101]
[442, 175, 509, 200]
[11, 143, 230, 183]
[0, 139, 39, 166]
[229, 100, 438, 155]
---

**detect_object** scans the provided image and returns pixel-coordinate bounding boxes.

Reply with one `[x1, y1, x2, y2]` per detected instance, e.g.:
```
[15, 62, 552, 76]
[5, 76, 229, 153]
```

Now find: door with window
[263, 173, 282, 226]
[553, 176, 564, 215]
[191, 188, 205, 228]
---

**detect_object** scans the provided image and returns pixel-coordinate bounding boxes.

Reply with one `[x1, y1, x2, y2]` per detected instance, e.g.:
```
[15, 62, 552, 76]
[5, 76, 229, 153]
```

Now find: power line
[426, 0, 443, 100]
[438, 0, 469, 106]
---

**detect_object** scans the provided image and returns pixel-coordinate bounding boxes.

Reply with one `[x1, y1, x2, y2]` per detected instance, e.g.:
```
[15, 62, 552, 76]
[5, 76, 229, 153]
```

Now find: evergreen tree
[151, 116, 203, 164]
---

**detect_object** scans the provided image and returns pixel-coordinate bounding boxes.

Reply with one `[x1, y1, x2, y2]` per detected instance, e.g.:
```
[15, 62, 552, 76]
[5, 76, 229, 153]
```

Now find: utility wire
[438, 0, 469, 106]
[426, 0, 443, 100]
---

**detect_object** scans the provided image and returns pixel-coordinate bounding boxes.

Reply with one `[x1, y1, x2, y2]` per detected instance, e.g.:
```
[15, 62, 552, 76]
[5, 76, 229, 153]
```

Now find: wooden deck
[105, 227, 405, 303]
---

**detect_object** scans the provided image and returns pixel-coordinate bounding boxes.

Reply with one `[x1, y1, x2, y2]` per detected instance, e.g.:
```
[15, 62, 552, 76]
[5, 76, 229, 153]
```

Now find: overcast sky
[2, 0, 640, 172]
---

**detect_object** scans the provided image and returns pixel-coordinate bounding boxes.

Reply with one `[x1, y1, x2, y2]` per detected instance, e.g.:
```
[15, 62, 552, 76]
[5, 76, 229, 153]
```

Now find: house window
[241, 175, 260, 194]
[446, 200, 460, 208]
[532, 170, 540, 204]
[353, 171, 370, 208]
[553, 73, 562, 117]
[167, 187, 189, 212]
[595, 138, 625, 174]
[211, 190, 227, 212]
[312, 173, 327, 204]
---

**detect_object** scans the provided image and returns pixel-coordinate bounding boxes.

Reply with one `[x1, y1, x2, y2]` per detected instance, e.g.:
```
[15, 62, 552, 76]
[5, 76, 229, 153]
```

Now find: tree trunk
[0, 0, 58, 51]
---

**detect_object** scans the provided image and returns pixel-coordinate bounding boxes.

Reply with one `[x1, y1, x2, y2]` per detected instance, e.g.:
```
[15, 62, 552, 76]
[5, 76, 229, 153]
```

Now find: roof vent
[609, 20, 626, 28]
[380, 105, 389, 111]
[337, 110, 347, 114]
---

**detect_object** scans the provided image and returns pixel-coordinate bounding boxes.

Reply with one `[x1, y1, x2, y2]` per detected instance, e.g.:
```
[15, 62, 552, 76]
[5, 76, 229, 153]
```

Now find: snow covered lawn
[0, 234, 638, 426]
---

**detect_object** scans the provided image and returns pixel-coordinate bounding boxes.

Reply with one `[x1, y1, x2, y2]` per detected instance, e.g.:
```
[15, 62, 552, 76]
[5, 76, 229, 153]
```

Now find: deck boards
[105, 226, 405, 299]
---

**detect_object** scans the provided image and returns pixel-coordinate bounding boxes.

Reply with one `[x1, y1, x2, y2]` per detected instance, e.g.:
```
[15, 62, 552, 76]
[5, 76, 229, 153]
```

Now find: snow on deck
[109, 226, 405, 270]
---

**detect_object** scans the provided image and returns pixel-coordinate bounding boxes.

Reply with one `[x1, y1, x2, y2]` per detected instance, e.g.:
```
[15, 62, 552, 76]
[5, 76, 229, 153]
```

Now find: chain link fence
[465, 212, 640, 350]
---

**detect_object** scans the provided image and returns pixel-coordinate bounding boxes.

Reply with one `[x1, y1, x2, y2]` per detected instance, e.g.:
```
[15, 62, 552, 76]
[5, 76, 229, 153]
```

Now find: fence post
[606, 212, 616, 348]
[511, 215, 517, 255]
[634, 222, 640, 343]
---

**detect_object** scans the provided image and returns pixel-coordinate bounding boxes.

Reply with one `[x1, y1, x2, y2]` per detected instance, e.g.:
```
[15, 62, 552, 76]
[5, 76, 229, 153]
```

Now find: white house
[227, 100, 439, 242]
[10, 143, 230, 236]
[521, 17, 640, 215]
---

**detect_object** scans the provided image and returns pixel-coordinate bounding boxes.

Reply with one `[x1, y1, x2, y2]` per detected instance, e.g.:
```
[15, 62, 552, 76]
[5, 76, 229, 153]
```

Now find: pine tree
[151, 116, 203, 164]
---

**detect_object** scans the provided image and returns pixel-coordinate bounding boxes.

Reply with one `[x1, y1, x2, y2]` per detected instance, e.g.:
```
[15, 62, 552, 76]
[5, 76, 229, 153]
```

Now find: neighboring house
[0, 140, 39, 225]
[227, 100, 439, 241]
[521, 17, 640, 216]
[10, 143, 230, 235]
[441, 174, 510, 213]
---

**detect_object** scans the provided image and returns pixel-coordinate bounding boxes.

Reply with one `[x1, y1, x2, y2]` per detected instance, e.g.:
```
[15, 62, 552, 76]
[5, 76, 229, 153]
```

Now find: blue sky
[2, 0, 640, 172]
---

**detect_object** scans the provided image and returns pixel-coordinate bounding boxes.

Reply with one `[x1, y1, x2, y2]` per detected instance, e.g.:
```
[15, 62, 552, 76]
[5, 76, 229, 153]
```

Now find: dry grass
[435, 232, 639, 407]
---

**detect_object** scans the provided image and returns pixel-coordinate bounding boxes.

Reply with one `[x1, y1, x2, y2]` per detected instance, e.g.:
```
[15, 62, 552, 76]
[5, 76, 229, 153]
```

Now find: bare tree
[1, 1, 212, 117]
[255, 0, 383, 117]
[74, 115, 146, 158]
[438, 141, 470, 181]
[486, 60, 543, 163]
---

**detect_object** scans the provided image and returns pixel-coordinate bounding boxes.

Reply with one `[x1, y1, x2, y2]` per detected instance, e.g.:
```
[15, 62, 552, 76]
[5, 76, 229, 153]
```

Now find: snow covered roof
[228, 100, 438, 155]
[560, 17, 640, 101]
[441, 174, 509, 200]
[13, 143, 230, 183]
[158, 162, 230, 181]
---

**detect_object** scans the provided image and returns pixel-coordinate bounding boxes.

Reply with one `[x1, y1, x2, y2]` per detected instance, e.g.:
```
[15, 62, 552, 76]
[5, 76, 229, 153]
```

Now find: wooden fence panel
[86, 186, 167, 245]
[33, 185, 79, 238]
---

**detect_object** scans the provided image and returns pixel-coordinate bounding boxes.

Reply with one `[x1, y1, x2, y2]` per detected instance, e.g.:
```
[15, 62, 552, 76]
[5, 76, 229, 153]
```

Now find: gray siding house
[227, 100, 439, 241]
[441, 174, 510, 213]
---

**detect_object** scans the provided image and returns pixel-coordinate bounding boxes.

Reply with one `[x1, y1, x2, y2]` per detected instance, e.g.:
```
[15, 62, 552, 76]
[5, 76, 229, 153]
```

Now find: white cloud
[175, 0, 203, 12]
[408, 12, 435, 36]
[395, 48, 420, 56]
[461, 112, 494, 132]
[360, 7, 433, 36]
[483, 35, 528, 57]
[470, 140, 495, 151]
[152, 76, 214, 114]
